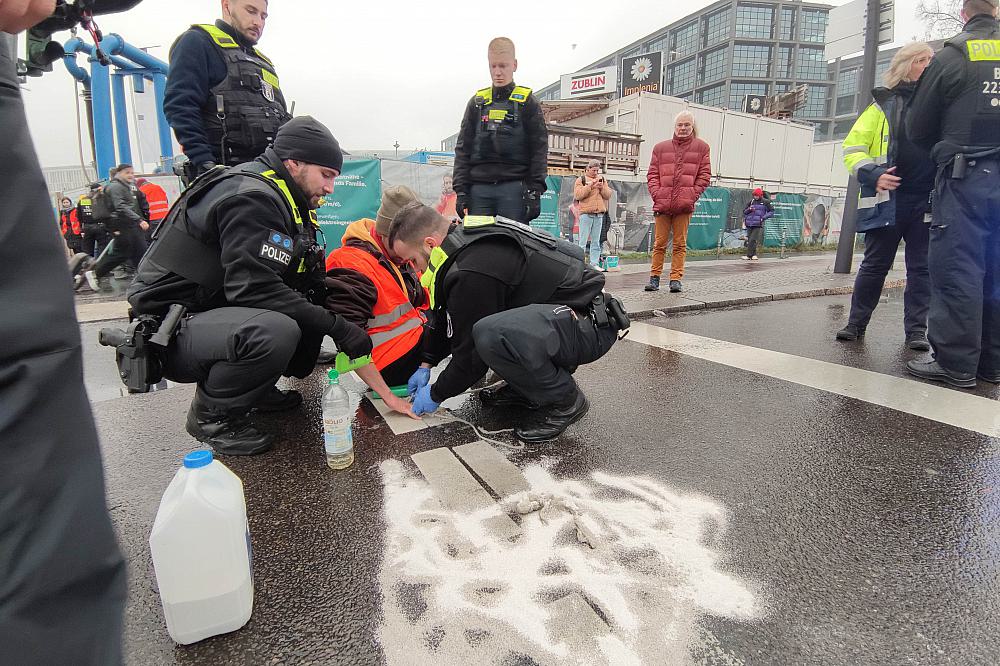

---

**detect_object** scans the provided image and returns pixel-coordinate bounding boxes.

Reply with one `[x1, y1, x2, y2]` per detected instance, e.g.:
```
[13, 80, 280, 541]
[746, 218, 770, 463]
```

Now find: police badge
[261, 78, 276, 102]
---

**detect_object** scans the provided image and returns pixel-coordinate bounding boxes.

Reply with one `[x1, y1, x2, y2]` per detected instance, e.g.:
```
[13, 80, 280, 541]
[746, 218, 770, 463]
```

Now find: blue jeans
[577, 213, 604, 266]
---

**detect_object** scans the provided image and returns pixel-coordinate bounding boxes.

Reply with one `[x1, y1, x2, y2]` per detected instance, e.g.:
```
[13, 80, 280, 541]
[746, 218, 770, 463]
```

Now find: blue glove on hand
[411, 384, 440, 416]
[407, 367, 431, 396]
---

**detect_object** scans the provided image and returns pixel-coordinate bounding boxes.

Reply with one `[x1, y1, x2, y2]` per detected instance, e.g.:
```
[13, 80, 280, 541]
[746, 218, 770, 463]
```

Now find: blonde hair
[883, 42, 933, 88]
[488, 37, 516, 58]
[674, 110, 698, 138]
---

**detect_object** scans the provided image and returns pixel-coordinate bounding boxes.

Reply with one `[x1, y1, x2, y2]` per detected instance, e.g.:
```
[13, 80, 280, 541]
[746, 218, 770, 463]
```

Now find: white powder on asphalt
[377, 459, 758, 665]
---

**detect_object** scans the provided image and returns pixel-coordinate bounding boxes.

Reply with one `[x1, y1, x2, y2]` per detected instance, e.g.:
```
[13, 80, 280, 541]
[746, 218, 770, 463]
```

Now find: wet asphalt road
[84, 290, 1000, 665]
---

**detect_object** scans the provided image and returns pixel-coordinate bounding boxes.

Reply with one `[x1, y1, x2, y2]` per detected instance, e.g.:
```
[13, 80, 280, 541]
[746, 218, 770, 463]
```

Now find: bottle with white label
[323, 368, 355, 469]
[149, 450, 253, 645]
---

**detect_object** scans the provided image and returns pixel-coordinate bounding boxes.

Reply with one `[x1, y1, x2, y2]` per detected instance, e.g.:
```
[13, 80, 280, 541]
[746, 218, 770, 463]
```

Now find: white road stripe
[627, 322, 1000, 439]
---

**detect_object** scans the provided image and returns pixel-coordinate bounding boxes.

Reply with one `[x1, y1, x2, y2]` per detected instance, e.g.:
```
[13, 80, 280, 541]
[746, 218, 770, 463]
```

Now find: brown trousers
[650, 212, 692, 280]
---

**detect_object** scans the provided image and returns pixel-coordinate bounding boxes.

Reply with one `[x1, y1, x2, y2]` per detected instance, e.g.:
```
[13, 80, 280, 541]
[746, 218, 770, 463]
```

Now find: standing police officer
[164, 0, 290, 177]
[388, 205, 627, 442]
[906, 0, 1000, 388]
[452, 37, 549, 223]
[127, 117, 372, 456]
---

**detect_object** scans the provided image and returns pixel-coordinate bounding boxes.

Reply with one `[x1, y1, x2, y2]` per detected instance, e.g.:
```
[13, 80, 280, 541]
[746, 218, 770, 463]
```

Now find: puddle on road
[377, 460, 759, 665]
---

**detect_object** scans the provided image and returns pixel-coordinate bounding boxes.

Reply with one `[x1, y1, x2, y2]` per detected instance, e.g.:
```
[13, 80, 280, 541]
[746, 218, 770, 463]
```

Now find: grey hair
[673, 110, 699, 138]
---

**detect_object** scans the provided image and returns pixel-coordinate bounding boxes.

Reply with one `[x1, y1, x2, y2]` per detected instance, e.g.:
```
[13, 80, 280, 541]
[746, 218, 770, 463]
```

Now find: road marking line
[627, 322, 1000, 438]
[453, 441, 531, 499]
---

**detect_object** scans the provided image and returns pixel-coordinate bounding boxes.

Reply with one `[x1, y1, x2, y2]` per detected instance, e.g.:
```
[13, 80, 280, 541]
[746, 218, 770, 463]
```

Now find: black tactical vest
[471, 85, 532, 165]
[938, 25, 1000, 152]
[426, 216, 604, 312]
[194, 24, 292, 165]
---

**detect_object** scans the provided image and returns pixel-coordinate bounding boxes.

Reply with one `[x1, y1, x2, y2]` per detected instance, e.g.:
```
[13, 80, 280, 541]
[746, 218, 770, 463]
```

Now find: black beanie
[273, 116, 344, 173]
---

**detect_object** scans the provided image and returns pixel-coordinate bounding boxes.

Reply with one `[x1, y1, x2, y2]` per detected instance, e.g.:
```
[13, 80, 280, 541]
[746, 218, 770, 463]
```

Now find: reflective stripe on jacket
[842, 99, 895, 232]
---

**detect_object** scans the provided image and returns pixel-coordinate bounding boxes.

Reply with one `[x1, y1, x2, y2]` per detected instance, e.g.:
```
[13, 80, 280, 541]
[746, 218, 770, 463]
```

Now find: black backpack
[90, 188, 114, 221]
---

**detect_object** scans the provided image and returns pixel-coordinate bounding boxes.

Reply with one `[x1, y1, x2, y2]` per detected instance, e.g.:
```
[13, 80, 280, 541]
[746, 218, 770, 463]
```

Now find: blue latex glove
[411, 384, 440, 416]
[407, 367, 431, 397]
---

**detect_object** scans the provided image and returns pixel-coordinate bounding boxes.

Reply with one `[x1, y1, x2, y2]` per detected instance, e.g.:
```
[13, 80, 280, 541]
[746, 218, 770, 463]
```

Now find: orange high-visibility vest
[139, 181, 170, 221]
[326, 245, 425, 369]
[60, 209, 81, 236]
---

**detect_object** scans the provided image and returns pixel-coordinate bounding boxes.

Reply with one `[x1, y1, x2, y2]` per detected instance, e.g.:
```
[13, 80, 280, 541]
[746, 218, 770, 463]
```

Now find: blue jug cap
[183, 450, 214, 469]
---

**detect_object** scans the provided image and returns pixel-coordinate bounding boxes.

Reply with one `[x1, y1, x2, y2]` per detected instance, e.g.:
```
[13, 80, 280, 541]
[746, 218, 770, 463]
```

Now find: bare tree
[916, 0, 965, 38]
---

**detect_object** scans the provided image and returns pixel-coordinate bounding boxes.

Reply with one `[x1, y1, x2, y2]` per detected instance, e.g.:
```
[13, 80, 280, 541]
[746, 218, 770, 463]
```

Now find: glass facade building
[536, 0, 841, 138]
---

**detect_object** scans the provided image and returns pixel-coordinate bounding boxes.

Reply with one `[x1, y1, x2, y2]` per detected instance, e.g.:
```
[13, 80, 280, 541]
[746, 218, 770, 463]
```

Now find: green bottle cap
[327, 368, 340, 384]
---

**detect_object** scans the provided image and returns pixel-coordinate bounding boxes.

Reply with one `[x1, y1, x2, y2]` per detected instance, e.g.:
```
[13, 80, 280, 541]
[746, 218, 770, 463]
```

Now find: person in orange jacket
[136, 177, 169, 241]
[58, 196, 83, 255]
[324, 185, 430, 418]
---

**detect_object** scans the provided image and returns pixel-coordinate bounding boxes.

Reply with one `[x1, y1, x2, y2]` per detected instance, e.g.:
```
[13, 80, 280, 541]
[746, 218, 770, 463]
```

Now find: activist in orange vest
[136, 178, 170, 222]
[324, 185, 429, 418]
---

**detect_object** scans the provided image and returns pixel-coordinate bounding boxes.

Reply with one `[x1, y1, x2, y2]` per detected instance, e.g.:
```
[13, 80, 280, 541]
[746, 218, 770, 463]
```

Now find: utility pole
[834, 0, 882, 274]
[393, 140, 400, 159]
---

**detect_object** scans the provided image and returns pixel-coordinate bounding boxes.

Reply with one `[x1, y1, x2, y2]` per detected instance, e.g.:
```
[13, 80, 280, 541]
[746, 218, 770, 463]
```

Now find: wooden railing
[546, 125, 643, 175]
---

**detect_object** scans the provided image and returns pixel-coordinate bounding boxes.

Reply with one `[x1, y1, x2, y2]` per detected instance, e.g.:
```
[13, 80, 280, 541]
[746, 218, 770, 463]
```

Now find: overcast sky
[21, 0, 928, 169]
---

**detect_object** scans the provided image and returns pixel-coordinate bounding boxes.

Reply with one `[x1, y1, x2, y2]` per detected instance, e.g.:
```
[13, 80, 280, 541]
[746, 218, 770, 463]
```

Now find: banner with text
[315, 159, 381, 249]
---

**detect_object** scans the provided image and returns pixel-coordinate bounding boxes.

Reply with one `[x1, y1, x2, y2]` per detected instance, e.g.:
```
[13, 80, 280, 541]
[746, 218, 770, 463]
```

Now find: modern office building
[535, 0, 837, 135]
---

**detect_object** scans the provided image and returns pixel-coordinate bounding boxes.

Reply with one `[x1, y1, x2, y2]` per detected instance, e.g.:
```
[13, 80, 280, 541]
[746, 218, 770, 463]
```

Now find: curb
[627, 278, 905, 321]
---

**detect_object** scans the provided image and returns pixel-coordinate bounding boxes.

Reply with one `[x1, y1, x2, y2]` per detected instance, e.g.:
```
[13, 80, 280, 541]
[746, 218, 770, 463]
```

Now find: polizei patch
[260, 230, 293, 266]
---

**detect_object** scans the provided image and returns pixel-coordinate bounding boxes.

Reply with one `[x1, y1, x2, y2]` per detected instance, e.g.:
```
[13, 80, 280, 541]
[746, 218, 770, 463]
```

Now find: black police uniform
[908, 13, 1000, 384]
[164, 20, 290, 169]
[127, 148, 368, 454]
[420, 217, 625, 441]
[78, 190, 109, 257]
[0, 33, 126, 663]
[452, 82, 549, 223]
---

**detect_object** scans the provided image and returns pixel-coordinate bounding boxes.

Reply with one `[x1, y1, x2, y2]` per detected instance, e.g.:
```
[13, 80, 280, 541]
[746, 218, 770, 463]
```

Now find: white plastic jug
[149, 450, 254, 645]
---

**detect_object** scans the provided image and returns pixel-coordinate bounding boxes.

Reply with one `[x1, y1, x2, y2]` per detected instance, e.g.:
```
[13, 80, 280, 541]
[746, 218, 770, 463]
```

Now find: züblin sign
[620, 51, 662, 98]
[559, 66, 618, 100]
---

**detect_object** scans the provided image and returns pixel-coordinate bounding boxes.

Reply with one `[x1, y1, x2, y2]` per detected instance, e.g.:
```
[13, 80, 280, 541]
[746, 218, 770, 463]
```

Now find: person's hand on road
[407, 366, 430, 396]
[385, 393, 420, 420]
[411, 383, 440, 416]
[876, 167, 901, 192]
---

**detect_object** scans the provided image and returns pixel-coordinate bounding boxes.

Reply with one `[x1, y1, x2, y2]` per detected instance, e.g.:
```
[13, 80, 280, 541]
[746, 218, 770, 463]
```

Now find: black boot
[905, 330, 931, 351]
[253, 386, 303, 412]
[515, 390, 590, 443]
[479, 382, 540, 410]
[836, 323, 865, 341]
[186, 398, 273, 456]
[905, 359, 976, 389]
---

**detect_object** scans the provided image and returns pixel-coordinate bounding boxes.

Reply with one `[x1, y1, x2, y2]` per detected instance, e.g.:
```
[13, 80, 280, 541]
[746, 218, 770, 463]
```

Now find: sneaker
[751, 256, 759, 261]
[835, 324, 865, 341]
[84, 269, 101, 292]
[905, 330, 931, 351]
[906, 359, 977, 389]
[669, 280, 682, 293]
[740, 256, 751, 261]
[644, 276, 660, 292]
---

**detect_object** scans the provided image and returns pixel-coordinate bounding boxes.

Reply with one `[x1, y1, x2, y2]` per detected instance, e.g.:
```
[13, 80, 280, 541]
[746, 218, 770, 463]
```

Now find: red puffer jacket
[646, 135, 712, 215]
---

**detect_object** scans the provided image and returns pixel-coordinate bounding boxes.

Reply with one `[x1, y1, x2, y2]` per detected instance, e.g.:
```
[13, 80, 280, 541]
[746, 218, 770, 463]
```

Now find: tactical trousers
[469, 180, 526, 222]
[849, 192, 930, 335]
[472, 303, 619, 407]
[0, 34, 126, 665]
[162, 307, 311, 412]
[927, 158, 1000, 376]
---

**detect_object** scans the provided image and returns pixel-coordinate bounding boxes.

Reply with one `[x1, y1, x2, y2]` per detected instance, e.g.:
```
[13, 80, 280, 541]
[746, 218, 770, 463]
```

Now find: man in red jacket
[644, 111, 712, 292]
[136, 177, 169, 241]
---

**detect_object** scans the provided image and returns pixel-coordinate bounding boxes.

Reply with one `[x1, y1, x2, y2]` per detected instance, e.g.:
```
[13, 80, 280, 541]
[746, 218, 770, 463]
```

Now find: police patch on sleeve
[260, 230, 293, 267]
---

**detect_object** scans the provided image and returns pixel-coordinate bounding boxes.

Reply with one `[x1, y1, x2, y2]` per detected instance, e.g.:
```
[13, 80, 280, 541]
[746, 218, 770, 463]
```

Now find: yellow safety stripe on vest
[261, 69, 280, 90]
[475, 86, 493, 105]
[420, 246, 450, 309]
[369, 315, 423, 347]
[260, 170, 303, 229]
[509, 85, 532, 103]
[368, 302, 417, 329]
[463, 214, 495, 229]
[967, 40, 1000, 61]
[194, 24, 239, 48]
[79, 197, 92, 205]
[253, 48, 274, 67]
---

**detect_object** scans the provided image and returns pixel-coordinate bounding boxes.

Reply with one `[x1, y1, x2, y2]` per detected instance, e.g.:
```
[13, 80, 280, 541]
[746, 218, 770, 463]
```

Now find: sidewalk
[607, 252, 905, 318]
[73, 252, 905, 324]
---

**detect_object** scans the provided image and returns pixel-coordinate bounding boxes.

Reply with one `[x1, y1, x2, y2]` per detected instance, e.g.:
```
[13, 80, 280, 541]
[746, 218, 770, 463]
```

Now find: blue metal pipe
[62, 38, 91, 86]
[89, 55, 116, 179]
[99, 34, 170, 75]
[152, 73, 174, 161]
[111, 72, 133, 165]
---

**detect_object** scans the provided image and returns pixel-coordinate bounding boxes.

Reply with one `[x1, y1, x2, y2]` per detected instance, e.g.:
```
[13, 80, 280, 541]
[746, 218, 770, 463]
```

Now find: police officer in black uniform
[906, 0, 1000, 388]
[388, 205, 628, 442]
[78, 182, 109, 257]
[127, 117, 372, 456]
[452, 37, 549, 223]
[164, 0, 290, 176]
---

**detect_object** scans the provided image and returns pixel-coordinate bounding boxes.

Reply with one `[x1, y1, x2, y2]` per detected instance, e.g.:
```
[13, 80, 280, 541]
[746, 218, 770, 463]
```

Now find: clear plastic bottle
[323, 369, 354, 469]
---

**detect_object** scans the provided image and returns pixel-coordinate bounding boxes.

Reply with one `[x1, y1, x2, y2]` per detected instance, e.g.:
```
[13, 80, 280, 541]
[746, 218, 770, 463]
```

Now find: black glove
[524, 189, 541, 222]
[455, 192, 468, 219]
[330, 315, 372, 359]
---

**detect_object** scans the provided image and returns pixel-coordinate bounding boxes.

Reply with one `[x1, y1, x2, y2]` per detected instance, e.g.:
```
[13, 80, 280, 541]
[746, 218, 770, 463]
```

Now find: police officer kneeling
[127, 117, 371, 455]
[388, 204, 628, 442]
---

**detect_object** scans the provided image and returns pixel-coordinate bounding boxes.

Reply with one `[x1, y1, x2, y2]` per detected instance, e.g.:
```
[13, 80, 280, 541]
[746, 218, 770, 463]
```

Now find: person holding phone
[573, 160, 612, 269]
